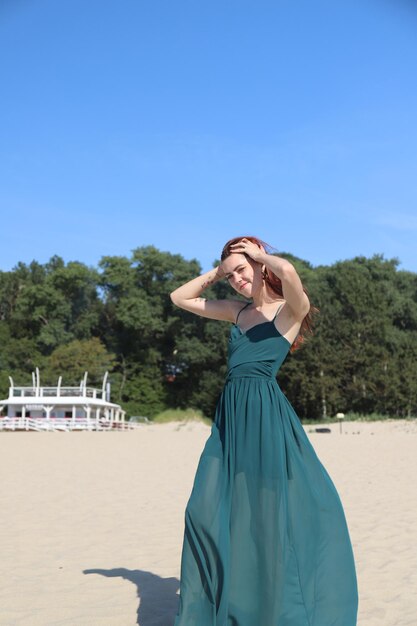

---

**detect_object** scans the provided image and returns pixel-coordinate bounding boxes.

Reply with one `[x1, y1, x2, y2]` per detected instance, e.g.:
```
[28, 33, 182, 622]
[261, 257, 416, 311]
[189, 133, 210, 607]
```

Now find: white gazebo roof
[0, 369, 125, 419]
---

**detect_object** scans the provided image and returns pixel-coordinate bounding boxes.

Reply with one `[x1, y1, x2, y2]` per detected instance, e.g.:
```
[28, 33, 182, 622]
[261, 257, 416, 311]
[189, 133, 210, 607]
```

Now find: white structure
[0, 368, 127, 431]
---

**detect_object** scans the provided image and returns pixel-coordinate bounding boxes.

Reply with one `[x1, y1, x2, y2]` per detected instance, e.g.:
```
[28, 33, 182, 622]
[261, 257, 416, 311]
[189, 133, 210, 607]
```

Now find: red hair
[221, 235, 318, 352]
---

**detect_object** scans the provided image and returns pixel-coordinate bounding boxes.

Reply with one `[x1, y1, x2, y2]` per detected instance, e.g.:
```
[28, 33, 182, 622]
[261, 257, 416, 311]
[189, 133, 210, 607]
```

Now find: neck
[251, 284, 279, 308]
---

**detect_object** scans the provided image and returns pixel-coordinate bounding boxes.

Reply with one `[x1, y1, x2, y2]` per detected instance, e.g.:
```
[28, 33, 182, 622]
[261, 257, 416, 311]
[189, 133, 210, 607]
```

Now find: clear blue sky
[1, 0, 416, 273]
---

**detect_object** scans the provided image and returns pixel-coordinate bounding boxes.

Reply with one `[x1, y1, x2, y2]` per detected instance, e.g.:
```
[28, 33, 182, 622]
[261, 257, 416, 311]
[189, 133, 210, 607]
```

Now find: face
[221, 253, 263, 297]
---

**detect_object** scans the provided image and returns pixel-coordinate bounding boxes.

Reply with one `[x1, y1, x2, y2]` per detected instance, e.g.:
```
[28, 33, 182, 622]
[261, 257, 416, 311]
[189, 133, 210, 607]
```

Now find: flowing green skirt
[174, 374, 358, 625]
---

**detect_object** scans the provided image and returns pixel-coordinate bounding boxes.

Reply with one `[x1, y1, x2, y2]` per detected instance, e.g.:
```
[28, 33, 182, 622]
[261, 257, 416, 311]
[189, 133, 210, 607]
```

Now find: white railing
[11, 387, 103, 399]
[0, 418, 140, 432]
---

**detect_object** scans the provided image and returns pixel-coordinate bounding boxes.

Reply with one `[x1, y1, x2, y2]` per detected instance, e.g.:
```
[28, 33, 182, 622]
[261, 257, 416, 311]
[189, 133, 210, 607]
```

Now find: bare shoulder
[280, 267, 311, 321]
[274, 300, 304, 345]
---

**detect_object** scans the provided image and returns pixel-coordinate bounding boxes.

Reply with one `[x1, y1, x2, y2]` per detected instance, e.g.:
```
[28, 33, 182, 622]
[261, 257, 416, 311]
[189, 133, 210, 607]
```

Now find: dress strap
[273, 301, 285, 320]
[235, 302, 251, 324]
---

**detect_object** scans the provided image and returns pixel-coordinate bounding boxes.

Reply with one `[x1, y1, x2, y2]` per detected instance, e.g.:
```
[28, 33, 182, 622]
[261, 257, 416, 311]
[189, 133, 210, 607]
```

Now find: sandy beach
[0, 419, 416, 626]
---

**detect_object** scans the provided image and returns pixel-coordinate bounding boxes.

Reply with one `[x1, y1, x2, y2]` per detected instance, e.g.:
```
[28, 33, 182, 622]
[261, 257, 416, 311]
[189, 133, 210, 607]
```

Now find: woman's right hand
[214, 264, 226, 281]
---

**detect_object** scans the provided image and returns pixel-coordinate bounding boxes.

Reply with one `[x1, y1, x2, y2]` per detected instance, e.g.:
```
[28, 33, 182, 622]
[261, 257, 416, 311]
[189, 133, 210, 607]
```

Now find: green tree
[43, 337, 115, 386]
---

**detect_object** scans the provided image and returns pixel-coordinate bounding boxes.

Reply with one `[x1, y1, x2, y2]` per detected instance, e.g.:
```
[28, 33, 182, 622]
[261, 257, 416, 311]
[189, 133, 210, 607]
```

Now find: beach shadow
[83, 567, 179, 626]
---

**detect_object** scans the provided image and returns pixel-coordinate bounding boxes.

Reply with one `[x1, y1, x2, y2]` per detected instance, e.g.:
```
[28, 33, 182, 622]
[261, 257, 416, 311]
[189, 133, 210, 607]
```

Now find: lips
[240, 283, 248, 290]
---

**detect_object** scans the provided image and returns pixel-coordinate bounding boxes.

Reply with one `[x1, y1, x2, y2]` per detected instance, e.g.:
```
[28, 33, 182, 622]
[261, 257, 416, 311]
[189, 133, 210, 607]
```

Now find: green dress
[174, 304, 358, 626]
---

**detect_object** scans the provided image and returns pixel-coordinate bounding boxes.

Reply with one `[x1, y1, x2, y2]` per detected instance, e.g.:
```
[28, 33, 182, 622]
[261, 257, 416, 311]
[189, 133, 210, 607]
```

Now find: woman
[170, 236, 358, 626]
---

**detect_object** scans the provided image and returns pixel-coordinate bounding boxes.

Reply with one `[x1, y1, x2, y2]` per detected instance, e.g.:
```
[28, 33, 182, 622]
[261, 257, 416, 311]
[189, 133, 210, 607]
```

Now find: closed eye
[225, 264, 245, 281]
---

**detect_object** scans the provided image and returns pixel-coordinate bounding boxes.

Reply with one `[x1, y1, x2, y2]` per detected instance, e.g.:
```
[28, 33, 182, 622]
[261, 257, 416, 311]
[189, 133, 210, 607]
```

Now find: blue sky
[1, 0, 416, 273]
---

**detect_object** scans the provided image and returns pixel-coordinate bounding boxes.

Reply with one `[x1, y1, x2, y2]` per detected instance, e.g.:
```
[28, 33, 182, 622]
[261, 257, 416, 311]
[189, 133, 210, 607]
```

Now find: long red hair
[221, 235, 317, 352]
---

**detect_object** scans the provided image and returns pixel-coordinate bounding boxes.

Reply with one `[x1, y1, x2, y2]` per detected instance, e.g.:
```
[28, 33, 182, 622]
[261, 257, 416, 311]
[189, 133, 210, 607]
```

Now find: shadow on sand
[83, 567, 179, 626]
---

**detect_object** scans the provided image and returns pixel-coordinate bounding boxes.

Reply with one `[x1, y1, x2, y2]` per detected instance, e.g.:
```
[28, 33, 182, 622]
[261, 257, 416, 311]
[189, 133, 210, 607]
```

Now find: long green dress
[174, 304, 358, 626]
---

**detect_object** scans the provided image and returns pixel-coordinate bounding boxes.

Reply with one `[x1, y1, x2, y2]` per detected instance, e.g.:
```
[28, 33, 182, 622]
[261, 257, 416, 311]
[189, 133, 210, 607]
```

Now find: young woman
[170, 236, 358, 626]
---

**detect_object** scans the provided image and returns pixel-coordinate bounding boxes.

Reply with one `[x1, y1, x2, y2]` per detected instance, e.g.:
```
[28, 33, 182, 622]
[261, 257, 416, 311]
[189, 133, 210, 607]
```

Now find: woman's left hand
[229, 238, 265, 263]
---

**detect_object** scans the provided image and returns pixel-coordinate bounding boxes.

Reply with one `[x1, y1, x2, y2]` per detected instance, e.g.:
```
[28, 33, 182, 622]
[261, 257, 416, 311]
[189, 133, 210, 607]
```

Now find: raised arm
[228, 238, 310, 320]
[170, 266, 242, 322]
[262, 255, 310, 319]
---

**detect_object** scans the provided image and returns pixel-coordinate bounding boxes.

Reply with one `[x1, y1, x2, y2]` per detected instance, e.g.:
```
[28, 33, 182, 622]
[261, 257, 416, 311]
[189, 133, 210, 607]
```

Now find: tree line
[0, 247, 416, 420]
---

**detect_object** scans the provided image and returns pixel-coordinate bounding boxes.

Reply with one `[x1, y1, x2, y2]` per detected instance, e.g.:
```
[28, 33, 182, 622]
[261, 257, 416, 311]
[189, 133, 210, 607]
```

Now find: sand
[0, 418, 416, 626]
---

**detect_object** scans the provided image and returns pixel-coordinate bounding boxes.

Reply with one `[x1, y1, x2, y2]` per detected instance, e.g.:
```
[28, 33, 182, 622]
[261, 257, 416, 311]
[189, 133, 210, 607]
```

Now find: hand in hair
[229, 238, 265, 263]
